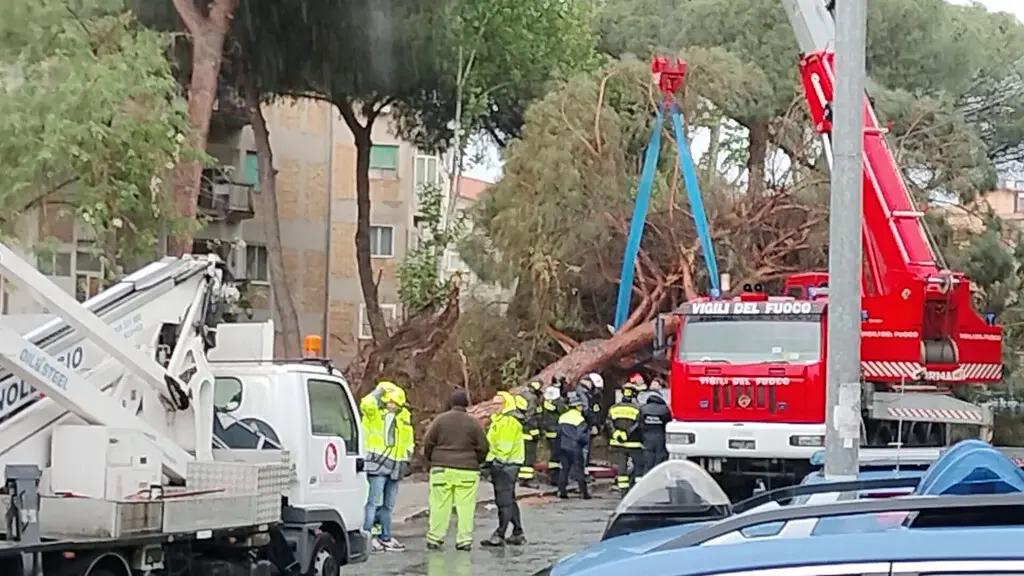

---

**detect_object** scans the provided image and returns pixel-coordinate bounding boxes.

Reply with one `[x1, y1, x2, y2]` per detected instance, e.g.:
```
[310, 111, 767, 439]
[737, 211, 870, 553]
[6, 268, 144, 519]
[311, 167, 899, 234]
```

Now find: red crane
[657, 0, 1002, 493]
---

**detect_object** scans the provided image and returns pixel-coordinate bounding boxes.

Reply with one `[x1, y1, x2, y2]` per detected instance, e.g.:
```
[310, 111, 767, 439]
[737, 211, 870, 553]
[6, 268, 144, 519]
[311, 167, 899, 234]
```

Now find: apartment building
[4, 97, 441, 364]
[939, 177, 1024, 233]
[202, 98, 444, 361]
[443, 175, 513, 309]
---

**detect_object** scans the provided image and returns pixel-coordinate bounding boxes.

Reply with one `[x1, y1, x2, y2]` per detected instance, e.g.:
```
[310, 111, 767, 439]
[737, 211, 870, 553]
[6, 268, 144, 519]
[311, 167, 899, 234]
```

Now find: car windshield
[678, 317, 821, 363]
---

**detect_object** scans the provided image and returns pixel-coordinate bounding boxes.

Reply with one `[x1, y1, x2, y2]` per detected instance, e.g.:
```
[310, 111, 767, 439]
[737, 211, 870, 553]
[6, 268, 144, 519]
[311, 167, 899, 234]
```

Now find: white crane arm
[0, 323, 192, 480]
[0, 243, 202, 410]
[780, 0, 835, 54]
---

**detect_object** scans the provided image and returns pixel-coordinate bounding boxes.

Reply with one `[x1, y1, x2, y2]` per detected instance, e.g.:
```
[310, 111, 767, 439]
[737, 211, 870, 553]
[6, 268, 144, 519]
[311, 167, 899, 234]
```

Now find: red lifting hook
[650, 56, 687, 103]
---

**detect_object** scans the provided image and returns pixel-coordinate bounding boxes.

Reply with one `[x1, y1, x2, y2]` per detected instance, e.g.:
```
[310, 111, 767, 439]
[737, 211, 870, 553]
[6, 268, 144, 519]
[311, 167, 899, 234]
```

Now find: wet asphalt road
[346, 491, 619, 575]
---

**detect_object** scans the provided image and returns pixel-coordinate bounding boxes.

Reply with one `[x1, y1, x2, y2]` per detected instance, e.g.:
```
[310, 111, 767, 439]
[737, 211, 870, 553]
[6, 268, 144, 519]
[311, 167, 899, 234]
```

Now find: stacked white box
[187, 460, 290, 524]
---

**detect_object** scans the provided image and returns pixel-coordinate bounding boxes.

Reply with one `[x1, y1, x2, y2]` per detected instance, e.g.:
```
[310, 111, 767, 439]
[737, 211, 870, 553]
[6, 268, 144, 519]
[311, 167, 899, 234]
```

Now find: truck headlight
[789, 435, 825, 447]
[667, 432, 695, 445]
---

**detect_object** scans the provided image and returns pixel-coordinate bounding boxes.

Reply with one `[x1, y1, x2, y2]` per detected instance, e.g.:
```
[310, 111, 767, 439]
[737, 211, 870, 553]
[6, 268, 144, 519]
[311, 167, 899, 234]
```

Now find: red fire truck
[652, 0, 1004, 494]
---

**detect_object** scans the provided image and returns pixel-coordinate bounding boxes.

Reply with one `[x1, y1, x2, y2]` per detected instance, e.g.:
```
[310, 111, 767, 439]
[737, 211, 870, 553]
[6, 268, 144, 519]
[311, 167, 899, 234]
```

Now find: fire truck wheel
[306, 533, 342, 576]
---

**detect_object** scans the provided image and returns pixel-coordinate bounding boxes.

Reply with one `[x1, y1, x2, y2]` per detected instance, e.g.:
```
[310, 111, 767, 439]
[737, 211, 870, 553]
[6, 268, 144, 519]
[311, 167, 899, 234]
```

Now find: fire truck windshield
[678, 315, 821, 364]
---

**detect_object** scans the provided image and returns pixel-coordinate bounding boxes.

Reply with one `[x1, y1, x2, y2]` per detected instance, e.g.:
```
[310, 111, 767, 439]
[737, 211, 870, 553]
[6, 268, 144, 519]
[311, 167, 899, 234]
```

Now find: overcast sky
[463, 0, 1023, 183]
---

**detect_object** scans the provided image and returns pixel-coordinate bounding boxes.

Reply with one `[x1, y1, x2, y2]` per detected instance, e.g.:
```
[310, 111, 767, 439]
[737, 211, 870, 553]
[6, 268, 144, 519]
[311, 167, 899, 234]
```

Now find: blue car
[547, 440, 1024, 576]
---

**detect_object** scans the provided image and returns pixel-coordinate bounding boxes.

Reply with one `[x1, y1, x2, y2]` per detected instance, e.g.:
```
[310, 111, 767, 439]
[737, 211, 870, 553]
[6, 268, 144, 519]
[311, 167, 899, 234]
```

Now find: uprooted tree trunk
[169, 0, 239, 256]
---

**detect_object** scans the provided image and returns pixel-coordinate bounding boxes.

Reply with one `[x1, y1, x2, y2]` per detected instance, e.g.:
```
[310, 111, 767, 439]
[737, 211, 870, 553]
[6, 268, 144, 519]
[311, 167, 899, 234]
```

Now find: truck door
[304, 376, 366, 527]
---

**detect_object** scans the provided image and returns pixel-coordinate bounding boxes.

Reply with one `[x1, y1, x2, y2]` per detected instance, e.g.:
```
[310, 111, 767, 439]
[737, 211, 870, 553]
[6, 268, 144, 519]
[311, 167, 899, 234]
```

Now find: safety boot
[506, 533, 527, 546]
[481, 533, 506, 547]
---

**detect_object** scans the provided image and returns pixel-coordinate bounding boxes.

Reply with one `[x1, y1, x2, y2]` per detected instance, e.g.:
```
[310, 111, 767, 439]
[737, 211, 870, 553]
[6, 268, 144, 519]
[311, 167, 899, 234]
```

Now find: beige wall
[208, 98, 423, 361]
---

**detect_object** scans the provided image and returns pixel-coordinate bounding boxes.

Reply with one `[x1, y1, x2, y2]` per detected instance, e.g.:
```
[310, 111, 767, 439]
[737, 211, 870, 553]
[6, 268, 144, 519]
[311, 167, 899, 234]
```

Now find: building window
[446, 250, 468, 272]
[369, 144, 399, 178]
[37, 250, 72, 277]
[414, 154, 440, 192]
[369, 225, 395, 257]
[246, 245, 269, 282]
[359, 303, 398, 340]
[75, 242, 105, 302]
[243, 150, 260, 191]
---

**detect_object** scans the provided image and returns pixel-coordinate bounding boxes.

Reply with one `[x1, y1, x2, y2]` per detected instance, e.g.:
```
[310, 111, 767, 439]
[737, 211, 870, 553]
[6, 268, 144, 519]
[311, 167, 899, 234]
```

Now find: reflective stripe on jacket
[486, 391, 526, 465]
[607, 402, 642, 448]
[361, 389, 409, 475]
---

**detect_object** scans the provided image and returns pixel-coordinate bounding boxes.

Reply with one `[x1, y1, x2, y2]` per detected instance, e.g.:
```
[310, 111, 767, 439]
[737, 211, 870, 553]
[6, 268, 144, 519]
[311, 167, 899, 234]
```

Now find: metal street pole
[321, 105, 336, 352]
[824, 0, 867, 480]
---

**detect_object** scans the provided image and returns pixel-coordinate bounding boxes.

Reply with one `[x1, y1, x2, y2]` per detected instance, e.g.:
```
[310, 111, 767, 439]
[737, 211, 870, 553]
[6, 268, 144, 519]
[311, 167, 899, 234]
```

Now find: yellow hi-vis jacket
[486, 391, 525, 465]
[361, 383, 414, 476]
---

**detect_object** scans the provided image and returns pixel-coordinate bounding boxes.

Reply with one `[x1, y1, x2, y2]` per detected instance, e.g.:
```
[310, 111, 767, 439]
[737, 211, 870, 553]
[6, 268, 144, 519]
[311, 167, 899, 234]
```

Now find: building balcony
[198, 167, 256, 222]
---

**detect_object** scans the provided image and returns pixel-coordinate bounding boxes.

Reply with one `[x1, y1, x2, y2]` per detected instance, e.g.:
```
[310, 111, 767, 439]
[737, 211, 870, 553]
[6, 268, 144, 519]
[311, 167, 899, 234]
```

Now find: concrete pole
[824, 0, 867, 479]
[321, 106, 336, 352]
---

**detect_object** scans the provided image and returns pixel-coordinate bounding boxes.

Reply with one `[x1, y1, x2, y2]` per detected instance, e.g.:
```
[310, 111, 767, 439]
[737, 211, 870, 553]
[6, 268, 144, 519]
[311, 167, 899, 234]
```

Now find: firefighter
[627, 372, 647, 392]
[517, 381, 543, 487]
[579, 373, 605, 438]
[638, 389, 671, 475]
[540, 381, 565, 486]
[556, 391, 591, 500]
[607, 382, 643, 492]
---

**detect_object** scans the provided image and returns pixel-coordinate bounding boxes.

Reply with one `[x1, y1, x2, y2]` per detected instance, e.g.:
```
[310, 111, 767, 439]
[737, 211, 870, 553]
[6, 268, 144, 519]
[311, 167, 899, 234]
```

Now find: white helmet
[587, 373, 604, 389]
[543, 385, 562, 401]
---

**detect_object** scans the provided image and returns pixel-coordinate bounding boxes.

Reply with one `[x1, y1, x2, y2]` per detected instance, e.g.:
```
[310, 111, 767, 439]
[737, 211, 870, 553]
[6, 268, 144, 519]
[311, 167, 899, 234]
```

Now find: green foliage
[0, 0, 196, 261]
[398, 182, 465, 313]
[390, 0, 600, 149]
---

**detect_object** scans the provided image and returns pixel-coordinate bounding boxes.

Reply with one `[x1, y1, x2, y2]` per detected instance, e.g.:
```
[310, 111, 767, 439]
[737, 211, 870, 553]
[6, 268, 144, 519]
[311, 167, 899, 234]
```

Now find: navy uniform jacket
[639, 394, 672, 449]
[556, 408, 589, 455]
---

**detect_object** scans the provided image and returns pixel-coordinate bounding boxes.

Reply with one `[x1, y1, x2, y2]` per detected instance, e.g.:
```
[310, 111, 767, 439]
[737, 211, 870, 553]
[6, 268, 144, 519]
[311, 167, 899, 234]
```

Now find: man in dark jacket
[555, 391, 591, 500]
[638, 391, 672, 475]
[423, 389, 490, 551]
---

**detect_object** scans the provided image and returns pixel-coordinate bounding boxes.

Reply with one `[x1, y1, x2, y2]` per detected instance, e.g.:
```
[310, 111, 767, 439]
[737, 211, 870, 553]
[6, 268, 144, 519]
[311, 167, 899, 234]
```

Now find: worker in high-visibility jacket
[361, 380, 414, 551]
[517, 386, 541, 487]
[481, 391, 528, 547]
[556, 391, 591, 499]
[540, 380, 566, 485]
[607, 382, 643, 492]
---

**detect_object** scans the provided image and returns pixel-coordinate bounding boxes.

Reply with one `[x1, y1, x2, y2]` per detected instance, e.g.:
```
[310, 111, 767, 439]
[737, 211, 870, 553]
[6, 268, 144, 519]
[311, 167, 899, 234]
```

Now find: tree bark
[338, 103, 390, 344]
[168, 0, 239, 256]
[248, 95, 302, 357]
[703, 120, 721, 183]
[746, 119, 769, 199]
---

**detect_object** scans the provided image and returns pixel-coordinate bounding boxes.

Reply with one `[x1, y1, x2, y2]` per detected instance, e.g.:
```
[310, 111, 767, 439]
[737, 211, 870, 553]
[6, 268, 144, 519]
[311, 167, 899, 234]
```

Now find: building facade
[4, 97, 443, 363]
[202, 98, 443, 360]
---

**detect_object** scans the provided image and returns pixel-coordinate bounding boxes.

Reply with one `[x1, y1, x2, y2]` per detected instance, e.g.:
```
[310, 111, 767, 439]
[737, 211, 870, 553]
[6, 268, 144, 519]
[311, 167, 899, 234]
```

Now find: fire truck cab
[655, 282, 995, 497]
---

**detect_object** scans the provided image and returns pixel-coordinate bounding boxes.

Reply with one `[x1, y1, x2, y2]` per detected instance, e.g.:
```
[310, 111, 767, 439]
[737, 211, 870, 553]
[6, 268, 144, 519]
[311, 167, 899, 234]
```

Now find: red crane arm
[797, 51, 939, 296]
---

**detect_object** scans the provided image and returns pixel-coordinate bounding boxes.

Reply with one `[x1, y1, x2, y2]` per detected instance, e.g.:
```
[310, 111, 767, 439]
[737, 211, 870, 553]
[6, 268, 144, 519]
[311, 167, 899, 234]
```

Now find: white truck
[0, 241, 368, 576]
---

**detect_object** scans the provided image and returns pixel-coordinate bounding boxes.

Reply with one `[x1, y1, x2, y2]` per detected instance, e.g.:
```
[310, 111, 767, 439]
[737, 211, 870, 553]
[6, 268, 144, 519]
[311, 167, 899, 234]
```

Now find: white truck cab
[210, 323, 369, 569]
[0, 242, 369, 576]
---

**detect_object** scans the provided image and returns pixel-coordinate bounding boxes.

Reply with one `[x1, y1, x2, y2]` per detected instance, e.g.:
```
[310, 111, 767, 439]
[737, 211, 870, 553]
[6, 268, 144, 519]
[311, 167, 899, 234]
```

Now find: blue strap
[613, 105, 663, 330]
[670, 104, 720, 295]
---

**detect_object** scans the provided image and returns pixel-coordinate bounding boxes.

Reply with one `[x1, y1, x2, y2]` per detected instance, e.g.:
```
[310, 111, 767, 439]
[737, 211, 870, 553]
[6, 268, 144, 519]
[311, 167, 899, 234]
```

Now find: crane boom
[0, 244, 197, 408]
[782, 0, 941, 294]
[778, 0, 1001, 382]
[0, 244, 228, 482]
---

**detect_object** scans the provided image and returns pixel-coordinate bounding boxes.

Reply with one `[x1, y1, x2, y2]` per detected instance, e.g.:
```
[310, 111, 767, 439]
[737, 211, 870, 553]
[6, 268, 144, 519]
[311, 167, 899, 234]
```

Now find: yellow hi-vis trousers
[426, 467, 480, 546]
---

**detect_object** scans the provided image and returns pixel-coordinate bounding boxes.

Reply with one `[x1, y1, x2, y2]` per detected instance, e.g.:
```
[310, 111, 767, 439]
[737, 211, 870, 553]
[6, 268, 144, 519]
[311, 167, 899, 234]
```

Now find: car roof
[573, 526, 1024, 576]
